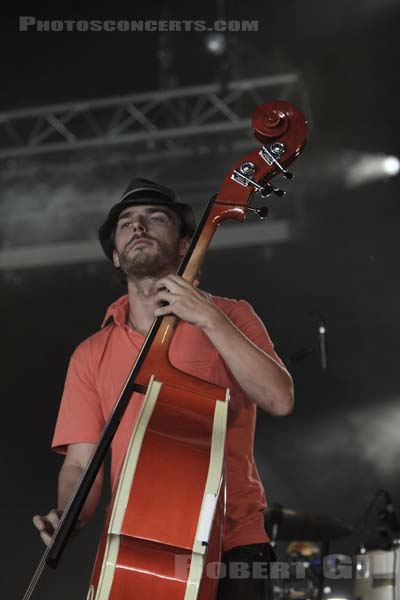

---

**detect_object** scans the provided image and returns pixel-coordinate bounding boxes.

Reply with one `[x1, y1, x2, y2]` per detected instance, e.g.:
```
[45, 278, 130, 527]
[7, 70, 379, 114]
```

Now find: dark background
[0, 2, 399, 598]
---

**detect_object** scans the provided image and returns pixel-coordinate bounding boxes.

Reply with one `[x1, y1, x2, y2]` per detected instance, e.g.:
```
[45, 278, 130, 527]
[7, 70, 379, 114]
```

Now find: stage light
[204, 32, 227, 56]
[323, 587, 331, 594]
[345, 153, 400, 187]
[382, 155, 400, 176]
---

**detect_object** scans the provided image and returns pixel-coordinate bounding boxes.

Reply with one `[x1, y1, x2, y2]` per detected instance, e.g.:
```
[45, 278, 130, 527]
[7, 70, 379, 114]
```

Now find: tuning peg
[260, 144, 294, 180]
[283, 170, 294, 180]
[256, 206, 270, 219]
[246, 206, 270, 219]
[261, 183, 286, 198]
[231, 164, 285, 198]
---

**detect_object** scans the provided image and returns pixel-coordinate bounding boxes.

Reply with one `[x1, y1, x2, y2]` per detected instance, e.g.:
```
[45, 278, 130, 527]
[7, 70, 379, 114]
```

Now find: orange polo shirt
[52, 293, 284, 552]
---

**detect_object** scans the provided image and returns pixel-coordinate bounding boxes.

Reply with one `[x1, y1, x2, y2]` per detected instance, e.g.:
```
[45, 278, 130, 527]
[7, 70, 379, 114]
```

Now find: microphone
[318, 321, 328, 370]
[309, 310, 328, 370]
[382, 490, 400, 534]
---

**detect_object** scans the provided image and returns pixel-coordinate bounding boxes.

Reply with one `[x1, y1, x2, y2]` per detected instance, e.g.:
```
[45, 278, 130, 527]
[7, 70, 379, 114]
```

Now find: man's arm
[202, 308, 293, 415]
[155, 275, 294, 416]
[33, 442, 103, 546]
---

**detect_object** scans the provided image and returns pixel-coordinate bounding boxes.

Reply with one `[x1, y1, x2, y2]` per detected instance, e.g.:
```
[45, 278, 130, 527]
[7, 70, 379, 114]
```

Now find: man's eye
[120, 221, 131, 229]
[149, 216, 166, 223]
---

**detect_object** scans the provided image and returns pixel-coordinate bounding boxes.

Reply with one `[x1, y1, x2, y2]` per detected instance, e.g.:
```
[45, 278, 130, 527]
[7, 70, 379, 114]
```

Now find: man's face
[112, 204, 189, 280]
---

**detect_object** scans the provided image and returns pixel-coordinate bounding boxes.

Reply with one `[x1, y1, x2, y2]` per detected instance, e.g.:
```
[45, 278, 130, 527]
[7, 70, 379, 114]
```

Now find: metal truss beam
[0, 74, 299, 159]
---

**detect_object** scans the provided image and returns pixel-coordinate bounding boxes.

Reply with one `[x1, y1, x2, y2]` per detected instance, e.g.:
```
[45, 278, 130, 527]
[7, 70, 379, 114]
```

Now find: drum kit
[264, 501, 400, 600]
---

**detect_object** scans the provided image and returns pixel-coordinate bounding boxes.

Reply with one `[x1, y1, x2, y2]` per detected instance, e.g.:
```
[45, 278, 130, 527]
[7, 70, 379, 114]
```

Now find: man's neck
[126, 276, 164, 337]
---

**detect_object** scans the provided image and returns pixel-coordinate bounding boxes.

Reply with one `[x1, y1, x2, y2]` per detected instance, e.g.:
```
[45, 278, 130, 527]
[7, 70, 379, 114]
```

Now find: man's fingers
[156, 290, 177, 304]
[40, 530, 52, 546]
[167, 274, 191, 287]
[157, 275, 189, 291]
[154, 304, 173, 317]
[33, 510, 62, 540]
[33, 509, 69, 547]
[47, 510, 61, 530]
[32, 515, 45, 531]
[33, 515, 55, 546]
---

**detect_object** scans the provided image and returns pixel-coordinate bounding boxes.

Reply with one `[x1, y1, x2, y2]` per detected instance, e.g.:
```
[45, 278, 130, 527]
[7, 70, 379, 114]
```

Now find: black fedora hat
[99, 177, 196, 260]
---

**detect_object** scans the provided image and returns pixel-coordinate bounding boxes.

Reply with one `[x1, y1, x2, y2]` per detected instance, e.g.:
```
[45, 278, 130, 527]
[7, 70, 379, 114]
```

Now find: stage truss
[0, 74, 308, 270]
[0, 74, 304, 160]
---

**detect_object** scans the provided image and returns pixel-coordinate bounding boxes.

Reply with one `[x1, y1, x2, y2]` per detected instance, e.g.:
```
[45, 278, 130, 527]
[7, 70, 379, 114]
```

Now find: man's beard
[118, 235, 181, 281]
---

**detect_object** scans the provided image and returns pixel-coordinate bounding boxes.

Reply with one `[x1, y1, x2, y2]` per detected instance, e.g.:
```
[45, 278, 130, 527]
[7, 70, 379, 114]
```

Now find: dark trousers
[217, 543, 275, 600]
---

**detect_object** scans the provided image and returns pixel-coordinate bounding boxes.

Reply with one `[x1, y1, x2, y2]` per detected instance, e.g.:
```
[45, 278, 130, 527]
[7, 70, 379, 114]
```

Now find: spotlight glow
[346, 153, 400, 187]
[382, 155, 400, 176]
[204, 33, 227, 56]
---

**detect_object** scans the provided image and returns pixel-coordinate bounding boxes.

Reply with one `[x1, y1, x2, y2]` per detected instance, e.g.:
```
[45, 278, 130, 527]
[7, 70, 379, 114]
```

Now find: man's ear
[178, 236, 191, 257]
[112, 248, 120, 268]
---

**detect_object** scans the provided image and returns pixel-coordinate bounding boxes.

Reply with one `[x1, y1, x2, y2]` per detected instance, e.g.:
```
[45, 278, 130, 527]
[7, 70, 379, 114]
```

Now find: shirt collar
[101, 294, 129, 328]
[101, 279, 201, 328]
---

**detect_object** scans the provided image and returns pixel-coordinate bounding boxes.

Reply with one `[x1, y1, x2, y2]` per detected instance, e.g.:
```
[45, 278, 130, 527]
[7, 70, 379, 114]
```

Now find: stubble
[118, 236, 181, 281]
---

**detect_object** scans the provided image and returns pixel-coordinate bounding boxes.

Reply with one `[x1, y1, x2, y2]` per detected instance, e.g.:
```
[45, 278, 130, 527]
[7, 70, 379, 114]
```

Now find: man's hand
[32, 444, 103, 547]
[33, 509, 84, 546]
[154, 275, 223, 329]
[33, 509, 63, 546]
[155, 274, 293, 415]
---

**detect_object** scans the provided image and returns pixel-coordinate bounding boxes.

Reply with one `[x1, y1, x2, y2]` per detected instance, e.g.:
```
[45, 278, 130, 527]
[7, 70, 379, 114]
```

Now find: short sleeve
[51, 342, 105, 454]
[224, 299, 285, 368]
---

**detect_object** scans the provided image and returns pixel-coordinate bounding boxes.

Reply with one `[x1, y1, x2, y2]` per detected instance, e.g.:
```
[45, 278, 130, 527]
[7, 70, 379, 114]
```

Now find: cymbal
[265, 506, 352, 542]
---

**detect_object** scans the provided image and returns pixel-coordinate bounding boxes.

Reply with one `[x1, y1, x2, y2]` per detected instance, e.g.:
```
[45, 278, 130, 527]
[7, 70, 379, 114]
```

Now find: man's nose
[132, 216, 147, 233]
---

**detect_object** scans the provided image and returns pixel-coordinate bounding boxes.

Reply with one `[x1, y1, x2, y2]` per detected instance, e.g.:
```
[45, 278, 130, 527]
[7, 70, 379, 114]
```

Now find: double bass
[23, 100, 307, 600]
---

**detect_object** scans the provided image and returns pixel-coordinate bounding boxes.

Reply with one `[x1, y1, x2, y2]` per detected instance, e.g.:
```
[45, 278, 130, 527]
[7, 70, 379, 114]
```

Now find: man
[33, 177, 294, 599]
